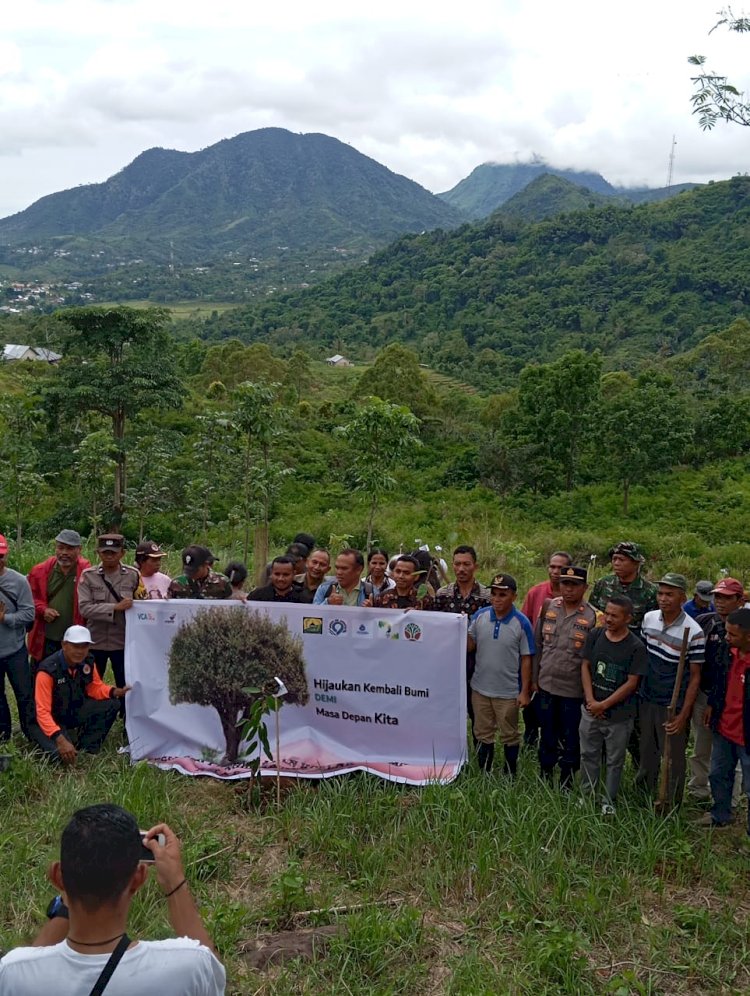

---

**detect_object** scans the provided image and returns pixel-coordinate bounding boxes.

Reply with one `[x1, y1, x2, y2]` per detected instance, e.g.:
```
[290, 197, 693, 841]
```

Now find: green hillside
[0, 129, 463, 260]
[194, 176, 749, 391]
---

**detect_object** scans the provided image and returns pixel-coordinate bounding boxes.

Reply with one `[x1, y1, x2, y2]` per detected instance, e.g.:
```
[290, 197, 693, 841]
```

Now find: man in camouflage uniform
[167, 546, 232, 600]
[589, 542, 657, 638]
[589, 541, 657, 766]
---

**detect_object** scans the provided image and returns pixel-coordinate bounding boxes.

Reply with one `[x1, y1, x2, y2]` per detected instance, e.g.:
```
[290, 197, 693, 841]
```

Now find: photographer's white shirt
[0, 936, 225, 995]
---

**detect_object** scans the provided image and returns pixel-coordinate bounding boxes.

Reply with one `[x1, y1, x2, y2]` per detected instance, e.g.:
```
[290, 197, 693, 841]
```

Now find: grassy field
[1, 726, 749, 994]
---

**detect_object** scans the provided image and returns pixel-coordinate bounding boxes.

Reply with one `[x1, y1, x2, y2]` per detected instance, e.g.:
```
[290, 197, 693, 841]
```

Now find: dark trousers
[710, 732, 750, 832]
[0, 643, 34, 741]
[636, 699, 689, 805]
[92, 649, 125, 687]
[31, 697, 120, 760]
[34, 638, 63, 665]
[537, 689, 583, 788]
[523, 695, 541, 746]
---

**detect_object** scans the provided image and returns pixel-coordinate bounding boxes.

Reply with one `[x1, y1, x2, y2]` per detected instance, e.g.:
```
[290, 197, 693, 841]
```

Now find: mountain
[208, 175, 750, 392]
[0, 129, 463, 258]
[496, 174, 612, 222]
[439, 159, 700, 219]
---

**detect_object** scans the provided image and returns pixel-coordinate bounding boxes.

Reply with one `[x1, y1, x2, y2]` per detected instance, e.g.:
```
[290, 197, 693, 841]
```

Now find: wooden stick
[275, 701, 281, 808]
[657, 626, 690, 811]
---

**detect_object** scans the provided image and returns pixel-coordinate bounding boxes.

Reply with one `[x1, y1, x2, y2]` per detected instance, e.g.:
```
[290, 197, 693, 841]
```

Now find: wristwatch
[46, 895, 69, 919]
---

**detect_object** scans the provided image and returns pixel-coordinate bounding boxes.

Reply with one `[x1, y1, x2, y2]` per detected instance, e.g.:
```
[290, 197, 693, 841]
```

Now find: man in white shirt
[0, 803, 225, 995]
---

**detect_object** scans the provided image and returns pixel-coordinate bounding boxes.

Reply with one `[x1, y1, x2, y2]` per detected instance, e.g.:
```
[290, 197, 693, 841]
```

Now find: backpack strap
[88, 933, 131, 996]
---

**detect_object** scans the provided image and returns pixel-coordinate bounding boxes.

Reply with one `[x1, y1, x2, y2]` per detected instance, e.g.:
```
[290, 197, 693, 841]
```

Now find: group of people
[1, 530, 749, 834]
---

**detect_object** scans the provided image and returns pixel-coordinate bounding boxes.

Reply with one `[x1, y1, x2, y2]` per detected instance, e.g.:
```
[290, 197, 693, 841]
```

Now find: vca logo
[329, 618, 347, 636]
[404, 622, 423, 642]
[137, 611, 156, 622]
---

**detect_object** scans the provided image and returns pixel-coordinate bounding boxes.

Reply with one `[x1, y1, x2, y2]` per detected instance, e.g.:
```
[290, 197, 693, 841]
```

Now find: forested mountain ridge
[0, 128, 463, 257]
[438, 159, 699, 219]
[201, 176, 750, 391]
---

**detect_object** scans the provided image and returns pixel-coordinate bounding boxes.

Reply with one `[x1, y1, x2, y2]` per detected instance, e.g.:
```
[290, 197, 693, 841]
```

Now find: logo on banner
[376, 620, 399, 639]
[137, 611, 157, 622]
[303, 617, 323, 634]
[329, 618, 347, 636]
[354, 621, 373, 638]
[404, 622, 423, 642]
[164, 613, 177, 625]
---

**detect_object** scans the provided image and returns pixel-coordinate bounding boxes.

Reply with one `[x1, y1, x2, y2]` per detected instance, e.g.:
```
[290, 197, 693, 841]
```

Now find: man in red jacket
[27, 530, 90, 664]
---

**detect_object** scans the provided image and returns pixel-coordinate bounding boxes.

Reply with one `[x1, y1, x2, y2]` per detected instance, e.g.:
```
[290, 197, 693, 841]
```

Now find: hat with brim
[712, 577, 744, 597]
[559, 566, 588, 584]
[55, 529, 82, 547]
[63, 625, 93, 644]
[694, 580, 715, 600]
[490, 572, 517, 592]
[0, 535, 8, 555]
[658, 573, 687, 591]
[97, 533, 125, 552]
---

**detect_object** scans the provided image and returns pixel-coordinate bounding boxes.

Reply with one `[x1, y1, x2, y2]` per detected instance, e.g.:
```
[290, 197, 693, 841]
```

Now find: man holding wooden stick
[636, 573, 705, 807]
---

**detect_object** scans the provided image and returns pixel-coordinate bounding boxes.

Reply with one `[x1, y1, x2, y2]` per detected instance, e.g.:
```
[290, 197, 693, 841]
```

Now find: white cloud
[0, 0, 748, 217]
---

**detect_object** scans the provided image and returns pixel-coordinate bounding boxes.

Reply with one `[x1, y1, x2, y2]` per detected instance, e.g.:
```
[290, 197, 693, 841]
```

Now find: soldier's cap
[608, 541, 645, 564]
[97, 533, 125, 551]
[182, 545, 215, 575]
[55, 529, 82, 547]
[136, 540, 167, 558]
[63, 625, 93, 644]
[712, 577, 745, 597]
[559, 566, 588, 584]
[657, 572, 688, 592]
[0, 534, 8, 555]
[490, 573, 517, 592]
[694, 580, 715, 600]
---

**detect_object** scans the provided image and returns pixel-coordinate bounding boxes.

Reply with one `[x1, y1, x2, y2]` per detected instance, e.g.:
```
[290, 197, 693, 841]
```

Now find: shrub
[168, 607, 309, 762]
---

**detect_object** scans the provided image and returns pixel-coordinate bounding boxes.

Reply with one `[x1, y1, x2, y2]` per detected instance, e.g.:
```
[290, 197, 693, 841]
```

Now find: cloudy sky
[1, 0, 747, 218]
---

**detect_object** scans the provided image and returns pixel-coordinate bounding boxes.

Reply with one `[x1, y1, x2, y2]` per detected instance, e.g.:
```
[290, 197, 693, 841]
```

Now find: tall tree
[689, 10, 750, 128]
[336, 396, 421, 550]
[598, 372, 693, 515]
[0, 396, 46, 547]
[47, 307, 182, 524]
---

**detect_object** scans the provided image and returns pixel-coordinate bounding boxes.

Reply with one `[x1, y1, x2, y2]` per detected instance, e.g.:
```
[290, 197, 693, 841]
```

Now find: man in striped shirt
[636, 573, 705, 806]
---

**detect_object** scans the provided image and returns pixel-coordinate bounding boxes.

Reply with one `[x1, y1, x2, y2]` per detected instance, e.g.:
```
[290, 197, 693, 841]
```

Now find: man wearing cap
[534, 566, 598, 789]
[684, 581, 716, 620]
[167, 546, 232, 600]
[689, 577, 746, 803]
[30, 626, 129, 764]
[467, 574, 535, 775]
[134, 541, 172, 600]
[589, 542, 658, 637]
[78, 535, 143, 689]
[0, 535, 35, 742]
[27, 530, 91, 665]
[636, 573, 705, 806]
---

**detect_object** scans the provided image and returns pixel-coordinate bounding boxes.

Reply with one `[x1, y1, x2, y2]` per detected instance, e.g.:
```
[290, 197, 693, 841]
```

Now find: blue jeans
[709, 731, 750, 833]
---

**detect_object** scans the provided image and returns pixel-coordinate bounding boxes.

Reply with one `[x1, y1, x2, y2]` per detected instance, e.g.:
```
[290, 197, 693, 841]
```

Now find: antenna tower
[666, 135, 676, 191]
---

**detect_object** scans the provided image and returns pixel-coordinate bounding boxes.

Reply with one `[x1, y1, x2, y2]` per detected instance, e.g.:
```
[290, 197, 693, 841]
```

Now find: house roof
[2, 343, 62, 361]
[3, 344, 28, 359]
[326, 354, 345, 363]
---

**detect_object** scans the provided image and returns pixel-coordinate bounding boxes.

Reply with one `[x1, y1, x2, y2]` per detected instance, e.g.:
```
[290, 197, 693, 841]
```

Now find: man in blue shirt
[467, 574, 535, 776]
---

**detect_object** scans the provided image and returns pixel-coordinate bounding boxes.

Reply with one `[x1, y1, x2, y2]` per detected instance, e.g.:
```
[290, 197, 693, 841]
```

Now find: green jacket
[589, 573, 658, 634]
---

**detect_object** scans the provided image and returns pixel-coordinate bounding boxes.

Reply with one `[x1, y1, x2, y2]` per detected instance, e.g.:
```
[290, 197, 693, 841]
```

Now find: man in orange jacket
[31, 625, 129, 765]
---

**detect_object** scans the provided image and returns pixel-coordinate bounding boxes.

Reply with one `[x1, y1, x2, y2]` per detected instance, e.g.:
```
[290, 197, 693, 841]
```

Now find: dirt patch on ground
[239, 924, 345, 969]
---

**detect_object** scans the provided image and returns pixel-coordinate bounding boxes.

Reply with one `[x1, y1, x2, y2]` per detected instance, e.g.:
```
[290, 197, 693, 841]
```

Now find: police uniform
[77, 534, 142, 687]
[534, 566, 597, 788]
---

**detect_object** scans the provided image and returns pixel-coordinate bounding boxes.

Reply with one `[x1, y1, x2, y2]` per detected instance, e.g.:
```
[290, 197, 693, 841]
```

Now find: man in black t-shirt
[247, 557, 303, 603]
[579, 596, 648, 812]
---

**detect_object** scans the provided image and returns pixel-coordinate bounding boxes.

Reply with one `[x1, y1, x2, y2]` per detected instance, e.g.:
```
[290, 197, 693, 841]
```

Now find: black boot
[504, 745, 519, 777]
[476, 742, 495, 773]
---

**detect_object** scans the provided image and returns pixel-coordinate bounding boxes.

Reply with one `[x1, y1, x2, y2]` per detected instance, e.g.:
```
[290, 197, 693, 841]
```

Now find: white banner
[124, 600, 467, 785]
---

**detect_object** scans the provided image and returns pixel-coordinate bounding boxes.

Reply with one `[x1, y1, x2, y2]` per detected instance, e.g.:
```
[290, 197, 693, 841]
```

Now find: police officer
[31, 625, 129, 764]
[167, 546, 232, 599]
[77, 534, 143, 689]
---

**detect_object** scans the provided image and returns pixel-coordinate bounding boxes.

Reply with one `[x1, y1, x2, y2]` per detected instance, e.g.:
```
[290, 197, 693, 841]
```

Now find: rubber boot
[476, 742, 495, 773]
[504, 745, 519, 777]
